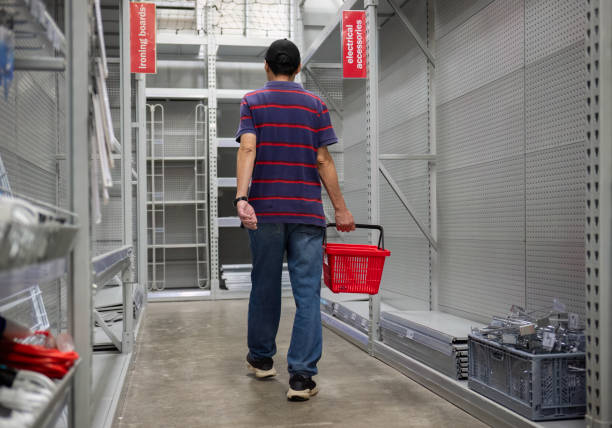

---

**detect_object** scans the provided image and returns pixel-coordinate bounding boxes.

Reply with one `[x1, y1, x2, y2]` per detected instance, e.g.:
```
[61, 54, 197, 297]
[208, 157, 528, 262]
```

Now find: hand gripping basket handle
[325, 223, 385, 250]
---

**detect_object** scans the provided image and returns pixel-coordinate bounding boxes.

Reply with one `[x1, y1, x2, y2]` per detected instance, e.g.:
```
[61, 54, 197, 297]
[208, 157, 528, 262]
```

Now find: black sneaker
[287, 374, 319, 401]
[246, 353, 277, 379]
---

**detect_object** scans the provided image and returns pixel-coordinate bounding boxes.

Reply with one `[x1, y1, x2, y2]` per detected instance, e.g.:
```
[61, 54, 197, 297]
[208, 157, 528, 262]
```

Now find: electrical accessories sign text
[342, 10, 366, 79]
[130, 2, 156, 74]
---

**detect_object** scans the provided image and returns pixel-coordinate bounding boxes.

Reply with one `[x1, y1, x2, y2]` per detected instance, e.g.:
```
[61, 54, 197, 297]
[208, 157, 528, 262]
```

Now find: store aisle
[113, 300, 487, 428]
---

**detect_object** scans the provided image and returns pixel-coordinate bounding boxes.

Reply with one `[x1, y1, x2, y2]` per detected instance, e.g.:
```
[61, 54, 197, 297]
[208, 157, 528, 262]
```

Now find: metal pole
[136, 74, 147, 301]
[14, 57, 66, 71]
[586, 1, 612, 425]
[427, 0, 438, 311]
[120, 0, 134, 353]
[121, 0, 133, 266]
[365, 0, 380, 354]
[66, 0, 91, 426]
[207, 2, 220, 298]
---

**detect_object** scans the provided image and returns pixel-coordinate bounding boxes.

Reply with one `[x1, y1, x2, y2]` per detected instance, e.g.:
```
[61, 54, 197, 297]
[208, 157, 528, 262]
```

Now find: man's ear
[295, 63, 302, 76]
[264, 61, 270, 73]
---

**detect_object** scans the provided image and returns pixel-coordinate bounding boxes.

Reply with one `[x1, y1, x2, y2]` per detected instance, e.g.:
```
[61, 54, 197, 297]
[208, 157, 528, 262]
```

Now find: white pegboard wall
[380, 55, 428, 132]
[438, 156, 525, 242]
[526, 143, 585, 244]
[438, 239, 526, 323]
[525, 42, 586, 154]
[437, 70, 524, 173]
[434, 0, 494, 40]
[434, 0, 587, 323]
[303, 66, 343, 112]
[524, 0, 586, 65]
[380, 236, 431, 309]
[436, 0, 524, 106]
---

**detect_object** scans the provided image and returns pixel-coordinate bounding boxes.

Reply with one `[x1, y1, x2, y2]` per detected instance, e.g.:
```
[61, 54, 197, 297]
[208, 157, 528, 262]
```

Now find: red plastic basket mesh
[323, 243, 391, 294]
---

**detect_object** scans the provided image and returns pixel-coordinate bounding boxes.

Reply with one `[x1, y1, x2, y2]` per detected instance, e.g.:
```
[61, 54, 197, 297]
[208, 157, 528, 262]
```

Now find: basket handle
[325, 223, 385, 250]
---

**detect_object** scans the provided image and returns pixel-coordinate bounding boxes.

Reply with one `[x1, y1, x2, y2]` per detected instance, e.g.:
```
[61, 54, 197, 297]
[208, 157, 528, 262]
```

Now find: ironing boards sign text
[130, 2, 156, 74]
[342, 11, 367, 79]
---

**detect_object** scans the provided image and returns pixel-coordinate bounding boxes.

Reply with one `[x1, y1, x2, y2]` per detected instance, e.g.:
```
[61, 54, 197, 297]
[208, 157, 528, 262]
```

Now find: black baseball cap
[265, 39, 301, 73]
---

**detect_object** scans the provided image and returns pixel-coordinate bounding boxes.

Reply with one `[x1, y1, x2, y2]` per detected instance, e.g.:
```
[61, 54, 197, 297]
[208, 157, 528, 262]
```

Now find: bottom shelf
[92, 352, 132, 428]
[321, 312, 585, 428]
[10, 359, 81, 428]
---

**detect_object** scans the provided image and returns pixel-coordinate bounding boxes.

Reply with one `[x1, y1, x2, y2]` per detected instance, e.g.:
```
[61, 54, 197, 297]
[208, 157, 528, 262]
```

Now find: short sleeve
[317, 103, 338, 148]
[235, 97, 256, 142]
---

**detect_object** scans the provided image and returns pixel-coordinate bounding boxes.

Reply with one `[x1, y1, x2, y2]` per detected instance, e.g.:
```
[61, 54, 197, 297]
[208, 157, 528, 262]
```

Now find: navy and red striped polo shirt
[235, 80, 337, 227]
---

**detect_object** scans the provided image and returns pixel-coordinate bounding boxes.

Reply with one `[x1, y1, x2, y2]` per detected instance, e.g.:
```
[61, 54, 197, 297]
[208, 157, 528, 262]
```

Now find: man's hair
[265, 39, 300, 76]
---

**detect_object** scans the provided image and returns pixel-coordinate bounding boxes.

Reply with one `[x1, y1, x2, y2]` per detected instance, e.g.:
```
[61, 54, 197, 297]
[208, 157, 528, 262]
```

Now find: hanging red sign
[130, 2, 156, 74]
[342, 10, 367, 79]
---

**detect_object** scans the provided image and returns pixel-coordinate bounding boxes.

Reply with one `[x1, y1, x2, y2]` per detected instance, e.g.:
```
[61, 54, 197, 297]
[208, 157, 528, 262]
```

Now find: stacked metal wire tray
[380, 311, 483, 380]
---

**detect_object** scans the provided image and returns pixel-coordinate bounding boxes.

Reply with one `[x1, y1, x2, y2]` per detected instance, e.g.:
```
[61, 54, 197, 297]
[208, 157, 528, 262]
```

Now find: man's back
[236, 80, 337, 227]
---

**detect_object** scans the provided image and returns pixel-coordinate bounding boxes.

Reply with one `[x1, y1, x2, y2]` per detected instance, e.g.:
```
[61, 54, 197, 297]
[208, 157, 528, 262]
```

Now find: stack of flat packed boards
[320, 287, 369, 317]
[222, 264, 291, 292]
[380, 311, 483, 380]
[334, 301, 394, 335]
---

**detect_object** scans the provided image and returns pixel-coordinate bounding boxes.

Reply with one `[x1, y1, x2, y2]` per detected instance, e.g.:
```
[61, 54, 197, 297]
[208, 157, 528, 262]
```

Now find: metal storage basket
[468, 334, 586, 421]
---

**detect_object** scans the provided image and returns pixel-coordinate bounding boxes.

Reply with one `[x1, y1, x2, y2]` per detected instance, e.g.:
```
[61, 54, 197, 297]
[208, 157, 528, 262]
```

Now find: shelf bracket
[386, 0, 435, 66]
[379, 163, 438, 251]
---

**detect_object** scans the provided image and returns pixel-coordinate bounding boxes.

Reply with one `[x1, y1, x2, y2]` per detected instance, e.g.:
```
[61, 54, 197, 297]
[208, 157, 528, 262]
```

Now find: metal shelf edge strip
[32, 359, 81, 428]
[92, 246, 133, 285]
[0, 257, 67, 299]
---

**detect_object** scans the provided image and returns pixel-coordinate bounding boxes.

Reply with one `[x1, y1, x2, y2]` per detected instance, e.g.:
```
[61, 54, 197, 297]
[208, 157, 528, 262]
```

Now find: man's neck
[267, 73, 295, 82]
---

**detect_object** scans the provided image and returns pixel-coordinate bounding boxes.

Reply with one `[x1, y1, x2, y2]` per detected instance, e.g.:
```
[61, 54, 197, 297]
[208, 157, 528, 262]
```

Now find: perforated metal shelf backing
[434, 0, 494, 40]
[148, 163, 204, 201]
[214, 0, 289, 37]
[0, 71, 60, 205]
[0, 63, 65, 333]
[376, 4, 431, 311]
[157, 101, 207, 157]
[162, 261, 199, 288]
[436, 0, 524, 106]
[525, 1, 586, 318]
[303, 66, 343, 112]
[147, 205, 205, 244]
[436, 0, 587, 322]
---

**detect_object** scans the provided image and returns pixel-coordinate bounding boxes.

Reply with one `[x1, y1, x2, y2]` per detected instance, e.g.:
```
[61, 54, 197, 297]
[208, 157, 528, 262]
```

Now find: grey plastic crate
[468, 335, 586, 421]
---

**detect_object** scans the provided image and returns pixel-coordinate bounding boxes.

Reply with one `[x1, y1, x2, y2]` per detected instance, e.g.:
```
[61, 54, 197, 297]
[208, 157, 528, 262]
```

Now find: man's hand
[237, 200, 258, 230]
[335, 209, 355, 232]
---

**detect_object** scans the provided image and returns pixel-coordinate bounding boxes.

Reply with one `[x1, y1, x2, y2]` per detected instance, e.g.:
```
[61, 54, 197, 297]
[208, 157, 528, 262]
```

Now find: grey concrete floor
[114, 299, 488, 428]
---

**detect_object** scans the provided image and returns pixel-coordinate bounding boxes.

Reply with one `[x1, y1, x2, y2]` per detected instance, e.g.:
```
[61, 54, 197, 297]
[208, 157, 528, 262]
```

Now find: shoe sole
[287, 385, 319, 401]
[247, 363, 277, 379]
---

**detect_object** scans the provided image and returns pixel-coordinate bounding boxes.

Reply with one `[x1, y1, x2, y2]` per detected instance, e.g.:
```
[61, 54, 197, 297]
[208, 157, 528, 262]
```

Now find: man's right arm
[236, 132, 258, 230]
[317, 146, 355, 232]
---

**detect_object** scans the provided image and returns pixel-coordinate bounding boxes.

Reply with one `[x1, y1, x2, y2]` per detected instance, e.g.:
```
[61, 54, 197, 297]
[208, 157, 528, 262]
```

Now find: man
[234, 39, 355, 401]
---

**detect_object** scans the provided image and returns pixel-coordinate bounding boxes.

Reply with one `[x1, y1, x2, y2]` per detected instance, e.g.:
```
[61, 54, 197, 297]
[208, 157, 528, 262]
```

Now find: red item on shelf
[0, 332, 79, 379]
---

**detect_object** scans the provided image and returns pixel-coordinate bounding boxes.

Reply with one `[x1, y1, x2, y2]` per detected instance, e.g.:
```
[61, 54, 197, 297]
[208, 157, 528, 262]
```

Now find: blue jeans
[247, 223, 324, 377]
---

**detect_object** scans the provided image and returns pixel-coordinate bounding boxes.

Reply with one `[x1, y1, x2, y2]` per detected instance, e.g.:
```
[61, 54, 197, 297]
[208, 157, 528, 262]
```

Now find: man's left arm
[317, 146, 355, 232]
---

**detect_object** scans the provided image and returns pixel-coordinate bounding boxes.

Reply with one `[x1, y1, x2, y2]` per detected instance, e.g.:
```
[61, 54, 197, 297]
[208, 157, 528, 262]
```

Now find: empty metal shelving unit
[146, 101, 210, 293]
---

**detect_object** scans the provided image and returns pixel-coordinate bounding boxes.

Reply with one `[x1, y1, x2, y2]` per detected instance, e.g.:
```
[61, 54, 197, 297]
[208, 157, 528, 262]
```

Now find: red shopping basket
[323, 224, 390, 294]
